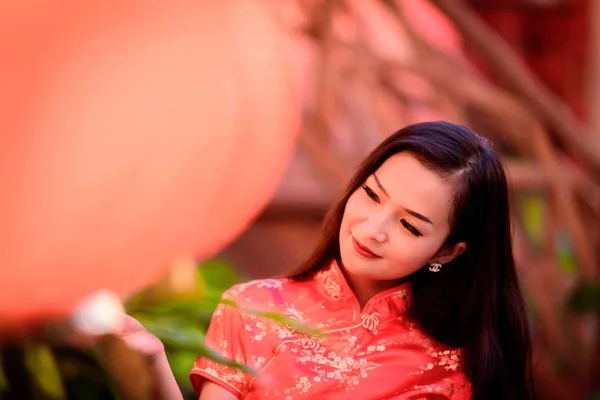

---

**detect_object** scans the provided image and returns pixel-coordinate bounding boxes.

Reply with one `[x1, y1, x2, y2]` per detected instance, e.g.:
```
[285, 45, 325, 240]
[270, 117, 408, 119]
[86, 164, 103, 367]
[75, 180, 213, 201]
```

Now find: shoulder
[220, 277, 298, 309]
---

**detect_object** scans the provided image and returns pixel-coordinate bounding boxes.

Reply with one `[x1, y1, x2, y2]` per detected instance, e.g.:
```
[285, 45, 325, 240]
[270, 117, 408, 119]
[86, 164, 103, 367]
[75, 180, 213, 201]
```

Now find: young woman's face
[339, 152, 460, 282]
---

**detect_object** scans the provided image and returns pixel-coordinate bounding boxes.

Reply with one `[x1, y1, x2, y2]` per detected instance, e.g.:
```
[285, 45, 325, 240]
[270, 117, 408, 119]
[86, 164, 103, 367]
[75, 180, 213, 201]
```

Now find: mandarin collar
[314, 260, 411, 317]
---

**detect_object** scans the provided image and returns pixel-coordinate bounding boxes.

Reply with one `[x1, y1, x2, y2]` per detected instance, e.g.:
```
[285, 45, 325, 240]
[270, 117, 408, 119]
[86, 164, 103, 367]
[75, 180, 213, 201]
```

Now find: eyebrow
[372, 173, 389, 197]
[372, 173, 434, 225]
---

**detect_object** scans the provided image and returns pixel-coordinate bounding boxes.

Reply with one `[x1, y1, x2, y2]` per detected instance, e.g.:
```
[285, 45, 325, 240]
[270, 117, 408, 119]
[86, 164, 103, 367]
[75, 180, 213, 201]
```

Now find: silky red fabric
[191, 261, 471, 399]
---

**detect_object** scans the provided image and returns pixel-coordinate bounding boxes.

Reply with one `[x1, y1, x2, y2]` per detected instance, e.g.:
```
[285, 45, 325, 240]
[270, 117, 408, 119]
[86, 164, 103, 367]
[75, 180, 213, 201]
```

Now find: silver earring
[429, 262, 442, 272]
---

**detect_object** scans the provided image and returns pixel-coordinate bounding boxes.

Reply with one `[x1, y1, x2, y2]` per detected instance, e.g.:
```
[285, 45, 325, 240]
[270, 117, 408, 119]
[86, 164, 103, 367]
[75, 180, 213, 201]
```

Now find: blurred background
[223, 1, 600, 398]
[1, 0, 599, 399]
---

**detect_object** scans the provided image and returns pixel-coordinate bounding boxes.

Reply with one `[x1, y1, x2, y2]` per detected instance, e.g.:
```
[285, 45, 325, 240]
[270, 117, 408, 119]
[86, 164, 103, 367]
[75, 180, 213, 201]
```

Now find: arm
[151, 350, 184, 400]
[190, 289, 254, 399]
[116, 317, 184, 400]
[198, 382, 239, 400]
[119, 318, 244, 400]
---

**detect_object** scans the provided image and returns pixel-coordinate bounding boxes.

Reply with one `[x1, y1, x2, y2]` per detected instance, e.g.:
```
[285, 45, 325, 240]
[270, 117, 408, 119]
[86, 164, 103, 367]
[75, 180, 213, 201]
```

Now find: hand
[69, 311, 164, 360]
[118, 316, 183, 400]
[69, 289, 164, 357]
[70, 300, 181, 400]
[117, 315, 165, 359]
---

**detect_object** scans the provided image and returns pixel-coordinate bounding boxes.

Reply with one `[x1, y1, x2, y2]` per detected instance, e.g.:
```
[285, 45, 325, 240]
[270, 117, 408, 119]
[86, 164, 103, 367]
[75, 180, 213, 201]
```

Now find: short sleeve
[388, 343, 472, 399]
[190, 297, 251, 398]
[400, 363, 472, 399]
[406, 374, 472, 399]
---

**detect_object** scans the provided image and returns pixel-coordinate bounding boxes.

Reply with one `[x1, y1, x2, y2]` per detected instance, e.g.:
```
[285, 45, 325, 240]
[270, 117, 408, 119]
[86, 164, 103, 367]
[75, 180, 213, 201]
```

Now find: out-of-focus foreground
[0, 1, 599, 399]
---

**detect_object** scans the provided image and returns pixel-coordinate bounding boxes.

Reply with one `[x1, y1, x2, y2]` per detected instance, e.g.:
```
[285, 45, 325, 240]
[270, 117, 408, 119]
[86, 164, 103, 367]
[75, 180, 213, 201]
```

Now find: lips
[351, 237, 381, 259]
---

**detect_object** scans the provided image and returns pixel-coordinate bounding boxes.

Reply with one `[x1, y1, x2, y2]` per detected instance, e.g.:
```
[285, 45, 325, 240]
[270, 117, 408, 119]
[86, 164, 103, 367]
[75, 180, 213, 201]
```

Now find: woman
[127, 121, 535, 399]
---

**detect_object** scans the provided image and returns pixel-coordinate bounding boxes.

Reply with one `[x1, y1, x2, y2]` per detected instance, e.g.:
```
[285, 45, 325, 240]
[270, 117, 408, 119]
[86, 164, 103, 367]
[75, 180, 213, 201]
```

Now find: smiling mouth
[351, 237, 382, 259]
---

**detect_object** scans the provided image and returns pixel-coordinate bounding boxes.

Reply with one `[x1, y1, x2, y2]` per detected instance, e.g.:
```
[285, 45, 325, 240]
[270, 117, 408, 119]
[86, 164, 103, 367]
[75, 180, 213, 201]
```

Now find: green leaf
[166, 351, 198, 387]
[521, 194, 545, 245]
[193, 343, 255, 375]
[23, 343, 66, 399]
[125, 258, 323, 384]
[131, 292, 222, 315]
[198, 259, 241, 292]
[219, 298, 323, 337]
[556, 232, 577, 275]
[135, 316, 254, 373]
[125, 258, 240, 315]
[133, 294, 323, 337]
[568, 281, 600, 314]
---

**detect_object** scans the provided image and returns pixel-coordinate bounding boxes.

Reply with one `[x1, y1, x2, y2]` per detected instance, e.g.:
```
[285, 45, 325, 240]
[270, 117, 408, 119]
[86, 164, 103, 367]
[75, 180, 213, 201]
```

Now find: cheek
[386, 235, 443, 268]
[341, 194, 369, 229]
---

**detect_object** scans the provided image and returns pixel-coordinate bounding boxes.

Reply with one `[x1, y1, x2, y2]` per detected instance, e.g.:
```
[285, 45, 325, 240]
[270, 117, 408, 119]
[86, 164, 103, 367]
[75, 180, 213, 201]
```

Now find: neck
[341, 269, 407, 309]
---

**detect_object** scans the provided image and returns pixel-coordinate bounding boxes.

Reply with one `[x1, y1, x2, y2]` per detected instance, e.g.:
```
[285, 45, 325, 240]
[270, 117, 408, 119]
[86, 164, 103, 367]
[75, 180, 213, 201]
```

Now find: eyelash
[362, 185, 379, 202]
[401, 220, 422, 237]
[361, 185, 423, 237]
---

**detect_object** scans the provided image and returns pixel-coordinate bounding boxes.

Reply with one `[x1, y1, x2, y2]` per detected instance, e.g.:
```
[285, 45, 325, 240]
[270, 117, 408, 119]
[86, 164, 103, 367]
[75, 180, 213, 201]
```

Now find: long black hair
[288, 121, 536, 399]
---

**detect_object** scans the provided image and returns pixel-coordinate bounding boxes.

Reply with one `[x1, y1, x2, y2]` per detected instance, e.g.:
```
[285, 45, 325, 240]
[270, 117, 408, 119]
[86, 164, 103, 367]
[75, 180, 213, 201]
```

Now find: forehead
[374, 152, 455, 222]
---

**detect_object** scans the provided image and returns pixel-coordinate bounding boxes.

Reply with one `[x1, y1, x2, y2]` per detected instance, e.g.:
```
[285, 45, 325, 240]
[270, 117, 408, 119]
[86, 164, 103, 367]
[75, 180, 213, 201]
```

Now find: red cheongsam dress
[190, 260, 471, 399]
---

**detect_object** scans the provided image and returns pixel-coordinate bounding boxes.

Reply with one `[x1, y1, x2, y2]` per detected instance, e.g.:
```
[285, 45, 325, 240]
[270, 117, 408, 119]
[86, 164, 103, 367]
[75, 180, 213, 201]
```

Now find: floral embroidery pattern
[408, 348, 464, 382]
[317, 267, 343, 301]
[300, 336, 321, 351]
[190, 261, 472, 399]
[361, 312, 380, 334]
[283, 307, 305, 329]
[261, 331, 386, 398]
[433, 349, 461, 371]
[324, 277, 342, 300]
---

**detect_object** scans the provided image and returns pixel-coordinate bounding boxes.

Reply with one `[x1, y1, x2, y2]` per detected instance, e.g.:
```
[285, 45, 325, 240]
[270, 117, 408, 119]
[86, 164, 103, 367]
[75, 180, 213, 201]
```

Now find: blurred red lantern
[0, 0, 299, 325]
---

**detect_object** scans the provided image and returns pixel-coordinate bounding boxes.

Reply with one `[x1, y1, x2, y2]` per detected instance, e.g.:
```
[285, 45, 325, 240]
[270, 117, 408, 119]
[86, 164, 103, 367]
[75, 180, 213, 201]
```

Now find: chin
[341, 254, 412, 283]
[341, 253, 379, 276]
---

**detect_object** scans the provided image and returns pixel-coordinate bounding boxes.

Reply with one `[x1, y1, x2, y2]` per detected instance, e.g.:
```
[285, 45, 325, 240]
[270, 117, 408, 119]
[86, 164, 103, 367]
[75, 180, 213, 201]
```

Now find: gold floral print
[190, 261, 472, 399]
[300, 336, 321, 351]
[324, 275, 342, 300]
[361, 311, 380, 334]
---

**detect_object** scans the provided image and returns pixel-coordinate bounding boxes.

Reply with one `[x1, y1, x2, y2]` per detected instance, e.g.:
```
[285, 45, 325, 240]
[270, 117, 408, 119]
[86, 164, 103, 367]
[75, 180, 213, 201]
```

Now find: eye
[401, 219, 422, 237]
[362, 185, 380, 203]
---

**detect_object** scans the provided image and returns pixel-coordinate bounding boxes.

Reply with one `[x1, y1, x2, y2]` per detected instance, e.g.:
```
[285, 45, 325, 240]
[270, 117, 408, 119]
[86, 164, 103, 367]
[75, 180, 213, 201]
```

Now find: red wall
[466, 0, 590, 119]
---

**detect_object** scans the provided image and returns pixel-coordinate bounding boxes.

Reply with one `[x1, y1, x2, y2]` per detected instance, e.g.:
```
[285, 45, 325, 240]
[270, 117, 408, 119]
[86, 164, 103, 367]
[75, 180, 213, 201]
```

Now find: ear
[432, 242, 467, 265]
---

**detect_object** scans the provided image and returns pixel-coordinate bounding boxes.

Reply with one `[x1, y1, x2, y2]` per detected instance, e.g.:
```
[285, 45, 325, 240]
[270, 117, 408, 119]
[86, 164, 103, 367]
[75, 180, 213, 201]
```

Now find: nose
[363, 214, 388, 243]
